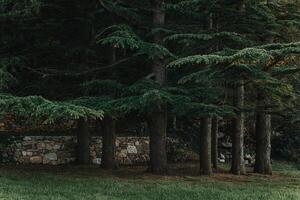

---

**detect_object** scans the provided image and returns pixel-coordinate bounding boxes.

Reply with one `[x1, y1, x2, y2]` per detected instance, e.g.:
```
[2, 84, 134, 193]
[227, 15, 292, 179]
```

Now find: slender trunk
[173, 116, 177, 131]
[110, 44, 118, 79]
[200, 117, 212, 175]
[229, 0, 247, 175]
[77, 118, 90, 164]
[147, 0, 168, 174]
[231, 80, 246, 175]
[207, 12, 214, 52]
[211, 117, 218, 170]
[254, 93, 272, 175]
[207, 10, 218, 172]
[101, 117, 117, 169]
[208, 13, 213, 30]
[148, 110, 167, 174]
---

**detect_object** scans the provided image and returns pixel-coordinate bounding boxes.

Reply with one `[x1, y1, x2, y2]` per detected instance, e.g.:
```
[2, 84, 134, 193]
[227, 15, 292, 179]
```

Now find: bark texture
[253, 0, 273, 176]
[148, 110, 168, 174]
[76, 118, 90, 164]
[102, 117, 117, 170]
[254, 93, 272, 175]
[211, 117, 219, 170]
[147, 0, 168, 174]
[200, 117, 212, 175]
[231, 81, 246, 175]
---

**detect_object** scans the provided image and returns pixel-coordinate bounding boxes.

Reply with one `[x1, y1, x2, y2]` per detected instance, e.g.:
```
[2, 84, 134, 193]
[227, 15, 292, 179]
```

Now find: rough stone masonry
[1, 136, 150, 165]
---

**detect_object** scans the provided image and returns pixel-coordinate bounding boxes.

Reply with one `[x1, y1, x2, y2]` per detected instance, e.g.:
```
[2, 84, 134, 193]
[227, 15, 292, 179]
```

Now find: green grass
[0, 162, 299, 200]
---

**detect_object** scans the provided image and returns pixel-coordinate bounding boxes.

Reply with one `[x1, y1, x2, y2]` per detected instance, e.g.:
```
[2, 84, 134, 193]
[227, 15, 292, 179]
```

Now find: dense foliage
[0, 0, 300, 173]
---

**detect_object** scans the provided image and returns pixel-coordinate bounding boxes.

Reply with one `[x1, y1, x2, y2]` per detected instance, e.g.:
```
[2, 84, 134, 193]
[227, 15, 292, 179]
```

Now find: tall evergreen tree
[1, 0, 300, 176]
[231, 0, 246, 175]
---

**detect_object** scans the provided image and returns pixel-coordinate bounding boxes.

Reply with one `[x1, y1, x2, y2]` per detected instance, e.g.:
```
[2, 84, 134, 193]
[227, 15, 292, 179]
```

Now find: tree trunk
[110, 46, 118, 79]
[148, 110, 168, 174]
[101, 117, 117, 169]
[147, 0, 168, 174]
[211, 117, 219, 170]
[200, 117, 212, 175]
[206, 10, 218, 172]
[231, 80, 246, 175]
[152, 0, 166, 84]
[253, 0, 273, 176]
[254, 93, 272, 175]
[77, 118, 90, 164]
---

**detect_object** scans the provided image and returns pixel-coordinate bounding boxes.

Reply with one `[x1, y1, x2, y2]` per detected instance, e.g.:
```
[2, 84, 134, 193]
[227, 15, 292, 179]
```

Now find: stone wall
[0, 114, 256, 166]
[0, 113, 200, 165]
[1, 136, 150, 165]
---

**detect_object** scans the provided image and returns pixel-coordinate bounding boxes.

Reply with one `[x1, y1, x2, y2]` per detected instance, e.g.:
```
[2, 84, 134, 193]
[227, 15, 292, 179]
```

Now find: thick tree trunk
[211, 117, 219, 170]
[147, 0, 168, 174]
[148, 110, 168, 174]
[231, 80, 246, 175]
[253, 0, 273, 176]
[254, 92, 272, 175]
[101, 117, 117, 169]
[77, 118, 90, 164]
[200, 117, 212, 175]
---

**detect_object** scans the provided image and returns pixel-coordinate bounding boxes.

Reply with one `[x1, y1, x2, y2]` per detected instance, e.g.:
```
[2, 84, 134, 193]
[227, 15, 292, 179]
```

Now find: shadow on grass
[0, 161, 299, 185]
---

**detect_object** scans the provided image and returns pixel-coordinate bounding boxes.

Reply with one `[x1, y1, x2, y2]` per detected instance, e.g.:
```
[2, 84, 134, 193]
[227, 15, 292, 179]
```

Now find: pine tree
[231, 0, 246, 175]
[165, 0, 254, 175]
[1, 0, 300, 177]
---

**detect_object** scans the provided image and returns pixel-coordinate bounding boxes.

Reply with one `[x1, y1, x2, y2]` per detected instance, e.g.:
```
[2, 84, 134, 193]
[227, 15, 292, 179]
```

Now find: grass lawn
[0, 161, 299, 200]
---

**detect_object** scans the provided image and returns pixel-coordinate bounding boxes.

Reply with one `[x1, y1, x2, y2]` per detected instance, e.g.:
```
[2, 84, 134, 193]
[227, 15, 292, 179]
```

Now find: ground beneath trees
[0, 162, 299, 200]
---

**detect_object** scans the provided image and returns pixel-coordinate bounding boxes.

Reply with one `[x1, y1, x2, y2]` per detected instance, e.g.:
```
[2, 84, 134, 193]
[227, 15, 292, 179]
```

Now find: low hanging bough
[0, 93, 105, 165]
[0, 94, 104, 124]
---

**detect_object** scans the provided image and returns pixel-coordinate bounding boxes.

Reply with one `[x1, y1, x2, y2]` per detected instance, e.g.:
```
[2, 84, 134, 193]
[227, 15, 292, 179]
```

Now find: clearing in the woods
[0, 161, 299, 200]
